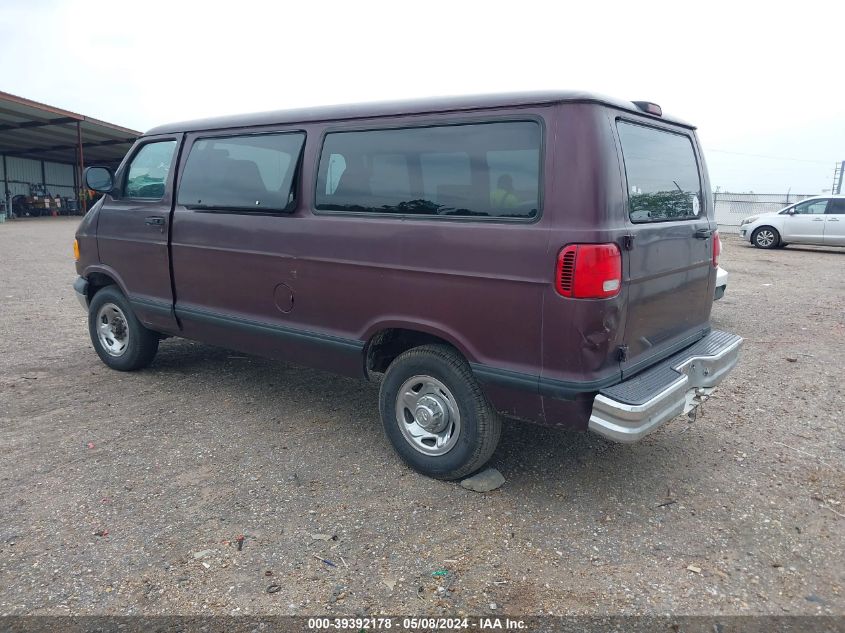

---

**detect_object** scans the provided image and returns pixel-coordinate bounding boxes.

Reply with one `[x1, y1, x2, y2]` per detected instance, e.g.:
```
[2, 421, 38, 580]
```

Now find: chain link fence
[714, 192, 815, 233]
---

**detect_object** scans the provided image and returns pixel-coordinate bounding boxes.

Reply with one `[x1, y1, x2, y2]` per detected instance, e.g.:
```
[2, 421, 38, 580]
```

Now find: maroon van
[73, 91, 742, 479]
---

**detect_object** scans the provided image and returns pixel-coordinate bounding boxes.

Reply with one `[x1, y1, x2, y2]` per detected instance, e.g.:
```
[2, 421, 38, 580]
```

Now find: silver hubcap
[756, 230, 775, 247]
[96, 303, 130, 357]
[396, 375, 461, 456]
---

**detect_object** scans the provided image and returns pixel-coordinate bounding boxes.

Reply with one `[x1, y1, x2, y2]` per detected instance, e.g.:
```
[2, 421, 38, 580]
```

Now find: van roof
[145, 91, 696, 135]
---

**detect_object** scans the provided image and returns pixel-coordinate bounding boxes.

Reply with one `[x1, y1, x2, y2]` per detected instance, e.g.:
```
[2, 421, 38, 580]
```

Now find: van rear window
[617, 122, 702, 223]
[177, 132, 305, 212]
[315, 121, 541, 219]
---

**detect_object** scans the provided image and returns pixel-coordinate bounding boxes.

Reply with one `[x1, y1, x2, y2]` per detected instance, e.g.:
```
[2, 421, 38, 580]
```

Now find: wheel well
[365, 328, 460, 376]
[752, 225, 780, 241]
[753, 225, 779, 235]
[86, 272, 118, 301]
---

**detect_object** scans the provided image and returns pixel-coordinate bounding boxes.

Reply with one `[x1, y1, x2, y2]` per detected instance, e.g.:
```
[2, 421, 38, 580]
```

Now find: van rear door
[616, 119, 714, 378]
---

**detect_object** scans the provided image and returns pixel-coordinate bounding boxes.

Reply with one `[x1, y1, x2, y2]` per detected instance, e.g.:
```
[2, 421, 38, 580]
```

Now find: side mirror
[84, 166, 115, 193]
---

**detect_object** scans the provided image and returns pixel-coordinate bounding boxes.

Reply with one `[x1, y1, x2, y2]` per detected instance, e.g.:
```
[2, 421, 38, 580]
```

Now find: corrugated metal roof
[0, 91, 140, 165]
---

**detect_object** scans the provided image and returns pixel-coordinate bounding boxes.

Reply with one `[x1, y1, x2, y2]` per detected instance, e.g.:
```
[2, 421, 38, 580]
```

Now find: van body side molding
[470, 363, 622, 401]
[129, 295, 174, 318]
[174, 304, 365, 355]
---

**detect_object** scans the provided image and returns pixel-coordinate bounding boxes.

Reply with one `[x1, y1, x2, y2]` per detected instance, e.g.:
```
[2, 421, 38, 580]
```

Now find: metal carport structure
[0, 91, 140, 218]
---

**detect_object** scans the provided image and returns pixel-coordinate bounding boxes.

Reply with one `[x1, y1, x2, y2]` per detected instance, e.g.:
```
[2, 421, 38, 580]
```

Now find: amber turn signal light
[73, 239, 80, 261]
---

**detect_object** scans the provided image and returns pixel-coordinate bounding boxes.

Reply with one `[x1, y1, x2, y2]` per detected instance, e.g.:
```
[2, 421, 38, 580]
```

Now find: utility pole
[833, 161, 844, 195]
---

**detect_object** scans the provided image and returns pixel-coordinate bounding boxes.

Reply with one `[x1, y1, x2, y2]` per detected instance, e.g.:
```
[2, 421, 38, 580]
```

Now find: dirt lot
[0, 217, 842, 616]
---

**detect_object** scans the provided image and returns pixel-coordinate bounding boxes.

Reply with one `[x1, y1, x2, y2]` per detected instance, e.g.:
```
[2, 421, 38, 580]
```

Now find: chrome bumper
[589, 330, 743, 443]
[73, 276, 89, 310]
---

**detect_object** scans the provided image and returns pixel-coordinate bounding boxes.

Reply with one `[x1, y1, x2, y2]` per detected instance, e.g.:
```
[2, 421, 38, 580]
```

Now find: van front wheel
[88, 286, 159, 371]
[379, 344, 501, 480]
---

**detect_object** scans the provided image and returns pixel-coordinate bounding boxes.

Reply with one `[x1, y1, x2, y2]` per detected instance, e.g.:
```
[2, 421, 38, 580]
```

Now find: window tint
[177, 133, 305, 211]
[617, 122, 702, 223]
[421, 152, 471, 204]
[125, 140, 177, 199]
[793, 199, 828, 215]
[315, 121, 541, 219]
[827, 199, 845, 214]
[370, 153, 411, 199]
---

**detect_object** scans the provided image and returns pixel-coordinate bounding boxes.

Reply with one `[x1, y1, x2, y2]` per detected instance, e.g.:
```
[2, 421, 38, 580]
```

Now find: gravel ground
[0, 218, 842, 616]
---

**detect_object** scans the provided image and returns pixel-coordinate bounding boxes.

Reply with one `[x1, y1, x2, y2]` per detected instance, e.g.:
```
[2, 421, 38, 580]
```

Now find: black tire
[777, 242, 789, 248]
[379, 344, 501, 480]
[751, 226, 780, 249]
[88, 285, 159, 371]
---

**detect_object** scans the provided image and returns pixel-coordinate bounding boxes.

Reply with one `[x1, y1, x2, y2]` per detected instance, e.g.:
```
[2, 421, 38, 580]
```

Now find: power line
[704, 149, 834, 165]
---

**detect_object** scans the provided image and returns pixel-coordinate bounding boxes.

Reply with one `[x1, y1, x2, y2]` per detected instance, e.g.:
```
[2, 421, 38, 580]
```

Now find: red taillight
[556, 247, 577, 295]
[712, 230, 721, 267]
[555, 243, 622, 299]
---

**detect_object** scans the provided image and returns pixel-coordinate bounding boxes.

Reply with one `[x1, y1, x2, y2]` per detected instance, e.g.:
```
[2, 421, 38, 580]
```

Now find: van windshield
[617, 122, 702, 223]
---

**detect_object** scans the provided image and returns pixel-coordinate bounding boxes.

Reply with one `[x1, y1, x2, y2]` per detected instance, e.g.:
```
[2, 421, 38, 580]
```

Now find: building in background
[0, 91, 138, 220]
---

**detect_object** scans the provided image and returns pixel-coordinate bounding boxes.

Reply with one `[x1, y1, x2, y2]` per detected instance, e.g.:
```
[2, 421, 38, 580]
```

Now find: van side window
[177, 133, 305, 212]
[125, 140, 177, 199]
[315, 121, 541, 219]
[617, 122, 702, 223]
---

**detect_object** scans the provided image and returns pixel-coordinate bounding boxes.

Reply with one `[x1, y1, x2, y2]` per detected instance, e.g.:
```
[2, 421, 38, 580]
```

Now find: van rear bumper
[588, 330, 743, 443]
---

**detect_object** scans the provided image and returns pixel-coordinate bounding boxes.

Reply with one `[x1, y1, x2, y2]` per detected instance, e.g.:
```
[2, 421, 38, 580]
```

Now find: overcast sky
[2, 0, 843, 193]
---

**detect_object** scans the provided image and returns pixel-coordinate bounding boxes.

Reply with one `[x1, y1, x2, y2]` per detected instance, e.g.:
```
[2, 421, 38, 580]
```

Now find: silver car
[715, 265, 728, 301]
[739, 195, 845, 249]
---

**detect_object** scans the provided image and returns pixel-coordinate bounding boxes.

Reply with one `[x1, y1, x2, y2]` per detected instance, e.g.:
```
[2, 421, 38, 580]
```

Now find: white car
[715, 265, 728, 301]
[739, 195, 845, 249]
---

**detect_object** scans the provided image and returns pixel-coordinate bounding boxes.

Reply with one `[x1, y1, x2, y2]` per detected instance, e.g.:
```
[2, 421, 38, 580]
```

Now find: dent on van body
[534, 104, 629, 411]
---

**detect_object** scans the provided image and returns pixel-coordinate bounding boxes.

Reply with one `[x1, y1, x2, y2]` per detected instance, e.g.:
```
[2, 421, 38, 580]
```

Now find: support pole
[72, 150, 79, 215]
[2, 154, 9, 220]
[77, 121, 86, 213]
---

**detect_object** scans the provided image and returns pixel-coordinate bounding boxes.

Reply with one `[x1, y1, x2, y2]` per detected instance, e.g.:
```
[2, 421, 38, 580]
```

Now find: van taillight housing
[712, 230, 721, 267]
[555, 243, 622, 299]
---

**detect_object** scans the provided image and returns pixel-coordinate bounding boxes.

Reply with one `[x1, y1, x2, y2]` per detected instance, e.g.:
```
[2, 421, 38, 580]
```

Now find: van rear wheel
[379, 344, 501, 480]
[88, 286, 159, 371]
